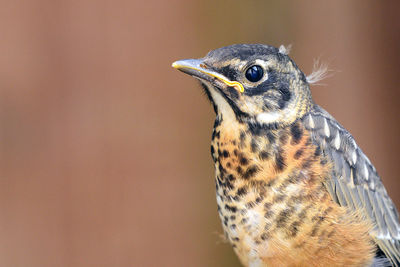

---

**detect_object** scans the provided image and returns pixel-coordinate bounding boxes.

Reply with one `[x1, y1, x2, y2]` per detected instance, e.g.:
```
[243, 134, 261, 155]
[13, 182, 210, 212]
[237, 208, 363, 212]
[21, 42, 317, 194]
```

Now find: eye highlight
[245, 65, 264, 82]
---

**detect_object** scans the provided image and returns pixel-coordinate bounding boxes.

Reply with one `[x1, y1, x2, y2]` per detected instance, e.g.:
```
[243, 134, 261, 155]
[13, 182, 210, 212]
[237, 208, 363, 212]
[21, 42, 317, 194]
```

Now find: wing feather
[304, 105, 400, 266]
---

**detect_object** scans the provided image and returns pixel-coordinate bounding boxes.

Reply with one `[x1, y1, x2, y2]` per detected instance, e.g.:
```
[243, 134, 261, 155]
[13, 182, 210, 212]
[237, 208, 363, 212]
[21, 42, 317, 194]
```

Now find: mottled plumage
[173, 44, 399, 266]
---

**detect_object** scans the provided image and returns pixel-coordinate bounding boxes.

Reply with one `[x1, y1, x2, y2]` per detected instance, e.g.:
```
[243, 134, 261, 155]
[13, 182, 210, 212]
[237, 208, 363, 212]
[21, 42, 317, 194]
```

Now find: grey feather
[303, 105, 400, 266]
[371, 256, 393, 267]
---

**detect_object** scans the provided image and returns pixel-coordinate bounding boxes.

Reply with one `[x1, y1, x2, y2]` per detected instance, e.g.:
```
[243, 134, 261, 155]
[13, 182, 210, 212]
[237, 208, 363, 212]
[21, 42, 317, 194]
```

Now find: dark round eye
[245, 65, 264, 82]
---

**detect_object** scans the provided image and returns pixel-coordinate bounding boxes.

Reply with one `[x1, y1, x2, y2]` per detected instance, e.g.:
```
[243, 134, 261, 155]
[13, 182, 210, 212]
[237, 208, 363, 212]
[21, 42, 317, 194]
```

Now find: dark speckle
[294, 241, 306, 249]
[279, 131, 288, 145]
[247, 121, 279, 136]
[289, 221, 300, 237]
[222, 150, 230, 158]
[217, 177, 223, 187]
[305, 138, 312, 146]
[239, 131, 246, 146]
[239, 154, 249, 165]
[290, 123, 303, 144]
[213, 115, 222, 128]
[324, 207, 333, 215]
[267, 132, 276, 143]
[267, 178, 277, 187]
[260, 232, 270, 241]
[275, 149, 286, 171]
[264, 222, 271, 231]
[302, 160, 312, 170]
[314, 146, 321, 157]
[243, 165, 259, 179]
[264, 210, 274, 219]
[273, 194, 286, 203]
[311, 224, 319, 237]
[264, 202, 272, 210]
[276, 208, 292, 228]
[237, 187, 247, 196]
[218, 164, 225, 175]
[246, 201, 255, 209]
[259, 151, 269, 160]
[236, 166, 243, 175]
[225, 204, 237, 213]
[327, 230, 335, 238]
[294, 148, 304, 159]
[288, 193, 304, 204]
[225, 180, 234, 190]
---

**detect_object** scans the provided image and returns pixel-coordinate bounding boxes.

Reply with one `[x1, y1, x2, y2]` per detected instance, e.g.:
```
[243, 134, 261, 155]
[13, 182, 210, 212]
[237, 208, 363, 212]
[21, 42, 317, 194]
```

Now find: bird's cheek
[239, 100, 263, 114]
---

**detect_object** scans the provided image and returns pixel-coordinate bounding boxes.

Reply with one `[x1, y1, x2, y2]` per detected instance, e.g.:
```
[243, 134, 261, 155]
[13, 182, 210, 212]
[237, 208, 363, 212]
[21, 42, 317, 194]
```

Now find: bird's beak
[172, 59, 244, 93]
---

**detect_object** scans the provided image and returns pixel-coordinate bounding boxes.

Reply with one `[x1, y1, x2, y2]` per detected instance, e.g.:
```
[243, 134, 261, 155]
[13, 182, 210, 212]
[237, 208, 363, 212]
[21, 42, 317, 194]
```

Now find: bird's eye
[245, 65, 264, 82]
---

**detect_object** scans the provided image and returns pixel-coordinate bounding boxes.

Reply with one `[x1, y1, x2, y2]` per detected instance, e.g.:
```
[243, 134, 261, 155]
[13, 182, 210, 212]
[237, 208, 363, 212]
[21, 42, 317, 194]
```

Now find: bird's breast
[210, 117, 375, 266]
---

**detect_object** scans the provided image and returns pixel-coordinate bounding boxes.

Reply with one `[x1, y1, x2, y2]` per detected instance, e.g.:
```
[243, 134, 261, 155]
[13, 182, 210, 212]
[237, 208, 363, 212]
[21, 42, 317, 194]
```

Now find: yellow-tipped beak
[172, 59, 244, 93]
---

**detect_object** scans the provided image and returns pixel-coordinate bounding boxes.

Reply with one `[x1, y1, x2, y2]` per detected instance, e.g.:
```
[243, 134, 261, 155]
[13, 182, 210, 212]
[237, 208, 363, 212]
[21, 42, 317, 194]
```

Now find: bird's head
[173, 44, 314, 128]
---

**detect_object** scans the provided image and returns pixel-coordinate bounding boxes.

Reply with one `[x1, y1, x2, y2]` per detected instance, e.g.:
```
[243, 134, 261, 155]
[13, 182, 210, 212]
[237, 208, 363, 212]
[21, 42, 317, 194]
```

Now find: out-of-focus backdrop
[1, 1, 399, 266]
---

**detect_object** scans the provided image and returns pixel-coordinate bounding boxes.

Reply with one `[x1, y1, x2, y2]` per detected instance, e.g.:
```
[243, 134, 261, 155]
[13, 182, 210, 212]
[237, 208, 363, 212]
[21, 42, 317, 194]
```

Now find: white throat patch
[256, 104, 298, 125]
[202, 81, 237, 123]
[256, 112, 281, 124]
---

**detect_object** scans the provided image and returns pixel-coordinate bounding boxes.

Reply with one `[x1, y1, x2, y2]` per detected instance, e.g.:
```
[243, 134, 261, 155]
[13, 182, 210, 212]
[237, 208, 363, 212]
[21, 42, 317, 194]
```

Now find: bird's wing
[303, 105, 400, 265]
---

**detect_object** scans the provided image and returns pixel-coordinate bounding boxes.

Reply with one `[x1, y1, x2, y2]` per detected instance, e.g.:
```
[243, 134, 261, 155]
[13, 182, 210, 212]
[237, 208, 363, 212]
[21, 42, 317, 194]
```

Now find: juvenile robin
[172, 44, 400, 266]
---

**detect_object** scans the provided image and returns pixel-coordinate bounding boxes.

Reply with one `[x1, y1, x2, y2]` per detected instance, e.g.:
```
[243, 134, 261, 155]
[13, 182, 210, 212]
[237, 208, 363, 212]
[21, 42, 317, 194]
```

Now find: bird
[172, 44, 400, 266]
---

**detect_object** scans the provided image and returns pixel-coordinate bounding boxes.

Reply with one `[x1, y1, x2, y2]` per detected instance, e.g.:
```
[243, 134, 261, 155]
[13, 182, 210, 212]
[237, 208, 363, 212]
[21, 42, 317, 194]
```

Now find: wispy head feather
[306, 59, 332, 85]
[278, 44, 292, 55]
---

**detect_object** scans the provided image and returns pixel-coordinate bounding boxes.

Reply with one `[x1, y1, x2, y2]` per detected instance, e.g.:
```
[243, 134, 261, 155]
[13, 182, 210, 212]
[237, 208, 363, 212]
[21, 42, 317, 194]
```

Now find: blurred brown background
[1, 1, 399, 266]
